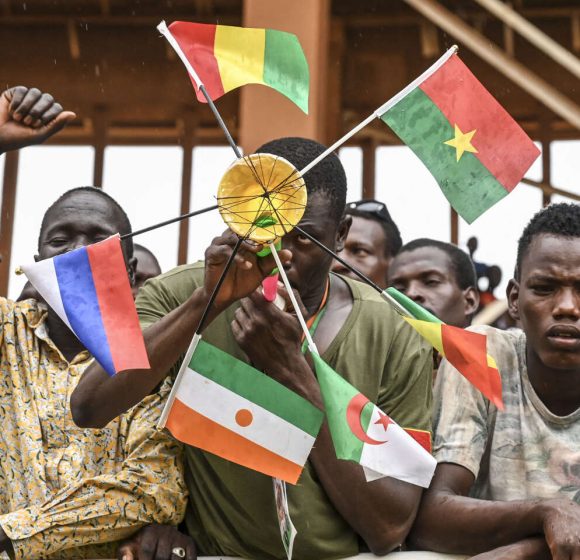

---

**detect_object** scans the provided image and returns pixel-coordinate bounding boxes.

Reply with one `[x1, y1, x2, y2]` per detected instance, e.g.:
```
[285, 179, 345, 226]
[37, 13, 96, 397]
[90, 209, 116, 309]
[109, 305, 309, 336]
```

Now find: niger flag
[161, 337, 323, 484]
[380, 52, 540, 223]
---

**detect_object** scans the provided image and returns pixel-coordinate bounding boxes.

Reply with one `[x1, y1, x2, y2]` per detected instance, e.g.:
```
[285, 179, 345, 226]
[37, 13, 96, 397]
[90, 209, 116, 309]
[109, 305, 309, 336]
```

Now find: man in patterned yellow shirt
[0, 86, 187, 559]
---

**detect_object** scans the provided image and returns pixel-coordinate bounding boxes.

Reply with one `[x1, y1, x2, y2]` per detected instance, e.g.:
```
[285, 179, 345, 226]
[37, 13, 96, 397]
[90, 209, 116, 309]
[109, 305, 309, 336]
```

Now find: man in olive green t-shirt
[72, 137, 433, 560]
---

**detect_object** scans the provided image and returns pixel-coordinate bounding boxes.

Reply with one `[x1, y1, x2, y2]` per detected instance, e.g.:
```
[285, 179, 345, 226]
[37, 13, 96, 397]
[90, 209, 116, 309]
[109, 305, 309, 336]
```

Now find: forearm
[409, 491, 543, 554]
[72, 286, 219, 427]
[309, 422, 422, 554]
[0, 465, 186, 559]
[470, 537, 550, 560]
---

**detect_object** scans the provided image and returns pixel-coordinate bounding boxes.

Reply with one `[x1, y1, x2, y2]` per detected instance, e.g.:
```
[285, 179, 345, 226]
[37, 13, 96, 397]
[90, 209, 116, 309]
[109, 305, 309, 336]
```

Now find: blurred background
[0, 0, 578, 298]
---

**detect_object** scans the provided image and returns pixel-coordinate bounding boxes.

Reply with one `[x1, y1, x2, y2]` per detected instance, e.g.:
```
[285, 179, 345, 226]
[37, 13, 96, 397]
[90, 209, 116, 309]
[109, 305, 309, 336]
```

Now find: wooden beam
[521, 177, 580, 203]
[450, 207, 459, 244]
[541, 139, 551, 207]
[0, 151, 19, 296]
[473, 0, 580, 79]
[403, 0, 580, 129]
[67, 19, 81, 60]
[361, 139, 376, 200]
[92, 108, 107, 187]
[177, 115, 196, 265]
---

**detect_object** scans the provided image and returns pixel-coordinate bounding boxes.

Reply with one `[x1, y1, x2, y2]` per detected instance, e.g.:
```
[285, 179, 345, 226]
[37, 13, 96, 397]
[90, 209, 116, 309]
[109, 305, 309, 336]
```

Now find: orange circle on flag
[235, 408, 253, 427]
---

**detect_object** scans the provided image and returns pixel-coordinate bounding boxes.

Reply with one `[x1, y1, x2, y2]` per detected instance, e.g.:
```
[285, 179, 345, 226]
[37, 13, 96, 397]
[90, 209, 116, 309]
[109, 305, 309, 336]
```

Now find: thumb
[38, 111, 76, 140]
[278, 283, 307, 318]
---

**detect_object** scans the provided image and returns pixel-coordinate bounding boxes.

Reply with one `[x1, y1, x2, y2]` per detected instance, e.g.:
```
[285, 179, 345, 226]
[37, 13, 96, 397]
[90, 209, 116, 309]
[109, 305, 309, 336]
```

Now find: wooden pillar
[0, 151, 19, 296]
[541, 139, 551, 207]
[93, 107, 107, 187]
[361, 139, 377, 200]
[450, 207, 459, 244]
[177, 114, 196, 265]
[239, 0, 330, 153]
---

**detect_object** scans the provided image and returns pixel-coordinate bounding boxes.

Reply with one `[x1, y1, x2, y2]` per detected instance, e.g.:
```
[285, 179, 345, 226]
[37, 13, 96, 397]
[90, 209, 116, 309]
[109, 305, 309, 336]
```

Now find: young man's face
[389, 246, 477, 328]
[332, 216, 391, 289]
[37, 190, 136, 282]
[281, 192, 349, 299]
[509, 234, 580, 371]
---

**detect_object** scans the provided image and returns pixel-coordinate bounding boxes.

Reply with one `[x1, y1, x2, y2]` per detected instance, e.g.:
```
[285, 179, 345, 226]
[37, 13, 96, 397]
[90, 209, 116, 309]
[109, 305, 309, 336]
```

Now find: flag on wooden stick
[313, 353, 436, 487]
[159, 20, 309, 113]
[160, 336, 323, 484]
[379, 49, 540, 223]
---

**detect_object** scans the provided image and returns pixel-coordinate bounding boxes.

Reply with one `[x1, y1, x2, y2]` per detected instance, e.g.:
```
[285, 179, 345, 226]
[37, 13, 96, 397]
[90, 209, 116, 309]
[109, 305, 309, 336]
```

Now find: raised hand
[0, 86, 76, 153]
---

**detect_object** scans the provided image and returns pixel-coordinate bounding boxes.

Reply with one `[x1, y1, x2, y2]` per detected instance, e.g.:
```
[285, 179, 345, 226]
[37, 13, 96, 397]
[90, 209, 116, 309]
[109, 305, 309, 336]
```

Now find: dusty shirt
[137, 263, 433, 560]
[0, 298, 187, 560]
[433, 325, 580, 503]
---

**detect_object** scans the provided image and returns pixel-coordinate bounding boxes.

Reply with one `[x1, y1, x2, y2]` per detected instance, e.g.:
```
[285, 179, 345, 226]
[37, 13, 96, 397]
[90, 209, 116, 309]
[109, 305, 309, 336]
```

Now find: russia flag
[21, 235, 150, 376]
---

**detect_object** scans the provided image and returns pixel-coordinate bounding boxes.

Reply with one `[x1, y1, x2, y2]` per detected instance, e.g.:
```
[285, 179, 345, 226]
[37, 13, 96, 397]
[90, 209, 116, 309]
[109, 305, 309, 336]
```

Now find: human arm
[231, 289, 430, 554]
[71, 231, 292, 428]
[469, 537, 551, 560]
[0, 389, 188, 560]
[0, 86, 75, 154]
[408, 349, 580, 558]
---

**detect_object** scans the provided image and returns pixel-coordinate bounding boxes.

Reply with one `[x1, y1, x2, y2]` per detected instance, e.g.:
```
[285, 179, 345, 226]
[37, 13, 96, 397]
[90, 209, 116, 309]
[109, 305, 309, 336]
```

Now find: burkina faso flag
[380, 51, 540, 223]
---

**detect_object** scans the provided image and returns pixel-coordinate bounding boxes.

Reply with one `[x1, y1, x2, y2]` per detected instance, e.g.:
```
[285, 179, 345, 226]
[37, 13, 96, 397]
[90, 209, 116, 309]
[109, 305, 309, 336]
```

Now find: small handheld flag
[313, 354, 436, 487]
[384, 287, 503, 409]
[159, 336, 324, 484]
[21, 235, 150, 376]
[378, 48, 540, 223]
[159, 20, 309, 113]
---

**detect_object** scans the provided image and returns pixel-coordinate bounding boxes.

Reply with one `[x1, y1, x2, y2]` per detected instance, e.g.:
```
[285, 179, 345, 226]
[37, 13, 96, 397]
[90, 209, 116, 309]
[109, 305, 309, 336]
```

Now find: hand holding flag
[21, 235, 149, 376]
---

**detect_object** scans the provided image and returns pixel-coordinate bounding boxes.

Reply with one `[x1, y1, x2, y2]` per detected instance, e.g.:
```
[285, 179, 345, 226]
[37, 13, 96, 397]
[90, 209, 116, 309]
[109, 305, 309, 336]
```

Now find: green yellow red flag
[379, 50, 540, 223]
[384, 287, 504, 409]
[159, 20, 309, 113]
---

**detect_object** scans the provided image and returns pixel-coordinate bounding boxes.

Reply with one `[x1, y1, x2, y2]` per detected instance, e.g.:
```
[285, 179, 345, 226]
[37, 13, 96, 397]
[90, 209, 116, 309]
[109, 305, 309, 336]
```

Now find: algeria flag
[313, 354, 436, 488]
[161, 336, 324, 484]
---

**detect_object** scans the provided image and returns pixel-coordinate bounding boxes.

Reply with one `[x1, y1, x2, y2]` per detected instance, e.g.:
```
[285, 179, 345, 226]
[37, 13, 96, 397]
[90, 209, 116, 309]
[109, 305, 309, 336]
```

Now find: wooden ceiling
[1, 0, 578, 145]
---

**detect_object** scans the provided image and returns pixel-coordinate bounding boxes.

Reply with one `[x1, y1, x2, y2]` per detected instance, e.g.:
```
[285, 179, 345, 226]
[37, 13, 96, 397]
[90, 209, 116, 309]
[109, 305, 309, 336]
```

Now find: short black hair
[39, 186, 133, 257]
[516, 203, 580, 278]
[256, 137, 347, 223]
[398, 238, 477, 290]
[345, 206, 402, 257]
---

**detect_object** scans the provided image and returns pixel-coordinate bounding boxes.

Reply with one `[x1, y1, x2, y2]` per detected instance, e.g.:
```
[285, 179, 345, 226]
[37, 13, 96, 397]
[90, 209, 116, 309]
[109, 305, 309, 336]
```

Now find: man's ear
[336, 215, 352, 252]
[462, 286, 480, 318]
[127, 256, 137, 287]
[507, 278, 520, 321]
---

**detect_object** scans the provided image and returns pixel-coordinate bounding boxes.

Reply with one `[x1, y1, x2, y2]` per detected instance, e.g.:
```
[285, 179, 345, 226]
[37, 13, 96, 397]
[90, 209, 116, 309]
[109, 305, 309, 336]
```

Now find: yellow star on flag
[444, 124, 478, 162]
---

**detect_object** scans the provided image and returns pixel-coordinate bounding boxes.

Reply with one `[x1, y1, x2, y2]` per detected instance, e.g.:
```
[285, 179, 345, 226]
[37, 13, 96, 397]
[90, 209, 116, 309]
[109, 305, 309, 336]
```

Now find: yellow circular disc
[217, 153, 307, 243]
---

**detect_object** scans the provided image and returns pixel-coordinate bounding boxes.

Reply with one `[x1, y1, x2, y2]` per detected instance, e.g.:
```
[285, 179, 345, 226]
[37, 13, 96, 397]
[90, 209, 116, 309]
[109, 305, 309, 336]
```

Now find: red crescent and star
[346, 393, 390, 446]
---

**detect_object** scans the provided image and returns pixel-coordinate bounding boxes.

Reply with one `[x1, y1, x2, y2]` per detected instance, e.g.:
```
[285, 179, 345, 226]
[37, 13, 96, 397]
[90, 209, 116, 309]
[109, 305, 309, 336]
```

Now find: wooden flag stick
[269, 242, 319, 355]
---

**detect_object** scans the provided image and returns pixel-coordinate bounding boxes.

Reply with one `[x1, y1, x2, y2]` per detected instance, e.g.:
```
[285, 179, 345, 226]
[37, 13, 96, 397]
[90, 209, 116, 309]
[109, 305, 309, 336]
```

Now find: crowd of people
[1, 85, 579, 560]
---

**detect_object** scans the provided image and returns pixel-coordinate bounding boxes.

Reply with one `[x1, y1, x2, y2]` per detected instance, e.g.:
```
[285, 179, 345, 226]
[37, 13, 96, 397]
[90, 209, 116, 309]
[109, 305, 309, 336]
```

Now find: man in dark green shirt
[73, 137, 433, 560]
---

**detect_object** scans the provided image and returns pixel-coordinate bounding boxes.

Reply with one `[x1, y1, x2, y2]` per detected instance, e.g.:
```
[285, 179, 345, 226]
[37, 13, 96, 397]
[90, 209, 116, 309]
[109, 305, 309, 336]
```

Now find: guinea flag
[384, 287, 504, 410]
[158, 20, 309, 113]
[380, 50, 540, 223]
[160, 336, 323, 484]
[313, 354, 436, 488]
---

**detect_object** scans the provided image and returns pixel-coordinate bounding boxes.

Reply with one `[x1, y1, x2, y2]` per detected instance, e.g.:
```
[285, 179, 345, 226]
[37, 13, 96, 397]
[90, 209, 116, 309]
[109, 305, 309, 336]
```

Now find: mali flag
[160, 21, 309, 113]
[161, 336, 323, 484]
[380, 52, 540, 223]
[385, 287, 503, 409]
